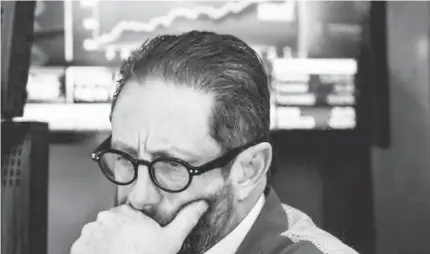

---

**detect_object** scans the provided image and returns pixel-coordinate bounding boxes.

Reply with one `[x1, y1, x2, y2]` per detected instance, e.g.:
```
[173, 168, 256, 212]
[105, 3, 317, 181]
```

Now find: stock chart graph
[24, 0, 366, 131]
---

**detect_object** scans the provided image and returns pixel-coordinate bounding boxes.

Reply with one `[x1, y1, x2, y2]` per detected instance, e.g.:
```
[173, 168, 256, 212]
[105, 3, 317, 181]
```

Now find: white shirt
[204, 195, 265, 254]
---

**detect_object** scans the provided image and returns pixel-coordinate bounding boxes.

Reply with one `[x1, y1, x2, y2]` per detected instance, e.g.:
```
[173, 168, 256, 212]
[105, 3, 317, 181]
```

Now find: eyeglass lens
[99, 152, 190, 191]
[100, 152, 135, 183]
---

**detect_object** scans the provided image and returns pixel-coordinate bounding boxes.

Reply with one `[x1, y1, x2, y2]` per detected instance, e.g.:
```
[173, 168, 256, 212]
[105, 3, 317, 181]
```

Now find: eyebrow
[111, 140, 139, 158]
[150, 148, 201, 165]
[112, 140, 201, 164]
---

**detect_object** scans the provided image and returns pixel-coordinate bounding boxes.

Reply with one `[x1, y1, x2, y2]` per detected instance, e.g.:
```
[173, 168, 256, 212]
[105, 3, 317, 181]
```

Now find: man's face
[111, 78, 236, 252]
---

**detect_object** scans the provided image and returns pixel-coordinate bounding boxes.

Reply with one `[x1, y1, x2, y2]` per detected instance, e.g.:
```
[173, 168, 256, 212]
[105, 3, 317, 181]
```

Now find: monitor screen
[23, 0, 369, 131]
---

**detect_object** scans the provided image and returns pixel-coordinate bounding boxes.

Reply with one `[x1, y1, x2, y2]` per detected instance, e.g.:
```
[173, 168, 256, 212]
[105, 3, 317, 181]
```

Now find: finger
[96, 210, 114, 222]
[70, 240, 81, 254]
[165, 201, 208, 241]
[81, 222, 97, 236]
[112, 205, 147, 221]
[110, 204, 132, 214]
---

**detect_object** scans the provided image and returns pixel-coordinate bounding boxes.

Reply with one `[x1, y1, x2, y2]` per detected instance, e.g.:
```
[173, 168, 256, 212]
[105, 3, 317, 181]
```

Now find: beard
[118, 182, 236, 254]
[179, 183, 235, 254]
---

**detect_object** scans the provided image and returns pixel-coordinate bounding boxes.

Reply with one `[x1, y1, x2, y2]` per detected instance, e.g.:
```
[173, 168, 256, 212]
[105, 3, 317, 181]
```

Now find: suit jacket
[235, 187, 359, 254]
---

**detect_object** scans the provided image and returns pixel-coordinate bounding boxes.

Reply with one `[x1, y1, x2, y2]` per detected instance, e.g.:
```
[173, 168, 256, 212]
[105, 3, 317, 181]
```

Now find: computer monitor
[1, 1, 36, 119]
[25, 1, 386, 135]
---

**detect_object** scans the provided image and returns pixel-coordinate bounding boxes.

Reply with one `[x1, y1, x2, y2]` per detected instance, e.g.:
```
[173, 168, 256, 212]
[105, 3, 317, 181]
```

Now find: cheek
[189, 169, 226, 197]
[116, 170, 229, 227]
[163, 169, 226, 208]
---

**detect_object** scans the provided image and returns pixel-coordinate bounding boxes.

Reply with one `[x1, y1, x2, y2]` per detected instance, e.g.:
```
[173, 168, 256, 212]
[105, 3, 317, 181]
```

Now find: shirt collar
[203, 194, 266, 254]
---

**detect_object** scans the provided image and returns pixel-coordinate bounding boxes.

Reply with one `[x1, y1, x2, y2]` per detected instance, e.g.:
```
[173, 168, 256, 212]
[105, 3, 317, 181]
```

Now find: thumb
[165, 201, 208, 241]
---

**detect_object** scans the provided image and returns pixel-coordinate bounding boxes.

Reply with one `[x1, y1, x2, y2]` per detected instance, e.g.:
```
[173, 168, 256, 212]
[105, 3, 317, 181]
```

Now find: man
[71, 31, 358, 254]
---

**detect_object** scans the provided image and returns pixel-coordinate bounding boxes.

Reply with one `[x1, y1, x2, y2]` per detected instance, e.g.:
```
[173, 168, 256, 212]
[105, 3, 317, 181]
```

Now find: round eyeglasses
[91, 136, 264, 193]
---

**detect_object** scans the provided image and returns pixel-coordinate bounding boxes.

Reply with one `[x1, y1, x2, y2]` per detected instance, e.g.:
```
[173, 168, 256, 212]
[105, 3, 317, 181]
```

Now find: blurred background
[1, 1, 429, 254]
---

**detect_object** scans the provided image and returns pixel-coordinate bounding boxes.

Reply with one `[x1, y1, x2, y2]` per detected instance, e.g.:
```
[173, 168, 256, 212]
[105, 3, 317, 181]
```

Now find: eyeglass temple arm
[196, 149, 242, 173]
[196, 139, 266, 174]
[93, 135, 113, 156]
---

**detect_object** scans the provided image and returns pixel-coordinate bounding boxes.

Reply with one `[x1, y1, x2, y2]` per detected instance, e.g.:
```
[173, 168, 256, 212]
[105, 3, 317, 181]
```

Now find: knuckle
[96, 210, 111, 221]
[81, 222, 95, 236]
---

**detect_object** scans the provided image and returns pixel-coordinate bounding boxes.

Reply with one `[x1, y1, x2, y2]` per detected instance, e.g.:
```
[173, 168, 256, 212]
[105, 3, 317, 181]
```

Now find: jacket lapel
[235, 187, 294, 254]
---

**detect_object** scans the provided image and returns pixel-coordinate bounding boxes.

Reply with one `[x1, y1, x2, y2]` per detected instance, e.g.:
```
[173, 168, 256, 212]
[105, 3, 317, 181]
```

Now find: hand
[70, 201, 208, 254]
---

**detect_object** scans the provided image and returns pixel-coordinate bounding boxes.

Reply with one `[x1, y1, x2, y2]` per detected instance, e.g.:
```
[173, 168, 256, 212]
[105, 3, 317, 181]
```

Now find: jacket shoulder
[277, 204, 359, 254]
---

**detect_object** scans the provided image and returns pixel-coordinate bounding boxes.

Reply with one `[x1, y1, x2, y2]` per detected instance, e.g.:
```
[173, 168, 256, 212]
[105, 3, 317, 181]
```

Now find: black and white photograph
[1, 1, 429, 254]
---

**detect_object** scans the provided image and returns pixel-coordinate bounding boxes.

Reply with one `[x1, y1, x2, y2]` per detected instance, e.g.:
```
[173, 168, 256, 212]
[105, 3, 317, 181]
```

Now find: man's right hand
[70, 201, 208, 254]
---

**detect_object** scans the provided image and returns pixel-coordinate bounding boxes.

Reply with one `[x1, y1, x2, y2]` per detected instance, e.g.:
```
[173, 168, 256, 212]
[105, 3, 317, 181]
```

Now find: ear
[230, 142, 272, 201]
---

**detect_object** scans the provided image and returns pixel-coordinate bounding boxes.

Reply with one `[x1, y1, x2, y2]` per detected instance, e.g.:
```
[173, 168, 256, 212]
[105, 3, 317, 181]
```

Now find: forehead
[111, 79, 218, 153]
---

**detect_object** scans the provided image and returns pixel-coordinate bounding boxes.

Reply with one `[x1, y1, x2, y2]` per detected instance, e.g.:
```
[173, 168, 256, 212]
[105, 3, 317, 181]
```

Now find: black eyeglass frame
[91, 136, 265, 193]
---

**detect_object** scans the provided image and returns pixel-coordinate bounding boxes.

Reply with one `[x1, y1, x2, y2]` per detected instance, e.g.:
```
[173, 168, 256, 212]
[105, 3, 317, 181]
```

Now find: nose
[127, 164, 162, 210]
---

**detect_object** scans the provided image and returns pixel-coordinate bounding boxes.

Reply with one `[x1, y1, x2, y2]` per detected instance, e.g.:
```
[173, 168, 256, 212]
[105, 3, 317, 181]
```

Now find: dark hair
[112, 30, 270, 151]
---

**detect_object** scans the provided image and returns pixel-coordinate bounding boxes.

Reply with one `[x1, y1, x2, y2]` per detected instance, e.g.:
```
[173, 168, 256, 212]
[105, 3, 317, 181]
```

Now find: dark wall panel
[371, 2, 430, 254]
